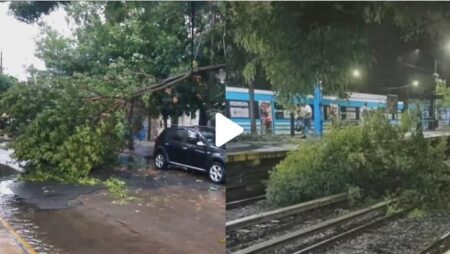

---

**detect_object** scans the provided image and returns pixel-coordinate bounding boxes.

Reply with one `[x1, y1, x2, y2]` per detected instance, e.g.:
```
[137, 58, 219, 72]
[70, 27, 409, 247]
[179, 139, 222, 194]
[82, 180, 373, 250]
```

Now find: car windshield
[199, 129, 215, 146]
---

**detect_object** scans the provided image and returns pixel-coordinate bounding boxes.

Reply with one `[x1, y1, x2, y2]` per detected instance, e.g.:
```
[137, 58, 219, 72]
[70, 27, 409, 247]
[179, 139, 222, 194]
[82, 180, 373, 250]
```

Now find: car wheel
[154, 151, 168, 170]
[208, 162, 225, 184]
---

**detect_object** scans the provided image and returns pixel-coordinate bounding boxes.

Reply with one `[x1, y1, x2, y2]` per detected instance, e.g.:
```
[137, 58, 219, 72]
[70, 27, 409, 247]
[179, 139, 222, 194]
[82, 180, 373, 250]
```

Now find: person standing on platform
[360, 102, 369, 124]
[295, 104, 304, 132]
[299, 102, 312, 138]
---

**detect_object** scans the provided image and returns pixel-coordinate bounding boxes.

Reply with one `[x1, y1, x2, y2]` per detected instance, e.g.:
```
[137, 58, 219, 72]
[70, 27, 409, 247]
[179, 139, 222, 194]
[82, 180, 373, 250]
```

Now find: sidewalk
[0, 217, 36, 254]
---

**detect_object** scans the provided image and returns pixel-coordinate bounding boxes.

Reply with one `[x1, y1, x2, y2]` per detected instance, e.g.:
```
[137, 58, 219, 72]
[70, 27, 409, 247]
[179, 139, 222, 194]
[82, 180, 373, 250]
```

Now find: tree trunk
[163, 115, 168, 129]
[127, 101, 135, 151]
[199, 107, 209, 126]
[199, 4, 214, 128]
[290, 112, 295, 136]
[147, 117, 151, 141]
[171, 115, 178, 126]
[249, 81, 257, 134]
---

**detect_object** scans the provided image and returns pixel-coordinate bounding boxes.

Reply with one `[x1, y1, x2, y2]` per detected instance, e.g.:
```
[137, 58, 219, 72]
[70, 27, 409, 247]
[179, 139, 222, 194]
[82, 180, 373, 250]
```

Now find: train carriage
[225, 86, 405, 135]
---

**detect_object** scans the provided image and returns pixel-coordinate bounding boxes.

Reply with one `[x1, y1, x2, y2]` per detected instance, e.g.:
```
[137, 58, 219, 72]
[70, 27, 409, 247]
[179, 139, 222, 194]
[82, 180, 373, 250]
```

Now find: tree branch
[91, 101, 123, 125]
[131, 64, 225, 99]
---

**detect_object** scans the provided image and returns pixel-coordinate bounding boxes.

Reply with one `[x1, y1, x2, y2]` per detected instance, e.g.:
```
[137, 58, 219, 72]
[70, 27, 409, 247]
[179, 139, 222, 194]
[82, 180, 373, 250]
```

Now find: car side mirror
[196, 141, 206, 146]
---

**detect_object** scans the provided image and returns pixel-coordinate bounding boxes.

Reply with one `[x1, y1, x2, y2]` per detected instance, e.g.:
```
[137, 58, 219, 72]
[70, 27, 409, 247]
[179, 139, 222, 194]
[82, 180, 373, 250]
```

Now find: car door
[185, 129, 208, 170]
[166, 129, 188, 164]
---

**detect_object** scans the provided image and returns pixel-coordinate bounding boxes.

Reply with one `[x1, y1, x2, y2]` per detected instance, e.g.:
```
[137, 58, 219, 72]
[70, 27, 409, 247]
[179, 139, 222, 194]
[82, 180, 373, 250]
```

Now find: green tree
[35, 2, 225, 128]
[0, 74, 17, 94]
[8, 1, 63, 23]
[436, 78, 450, 108]
[0, 63, 223, 182]
[5, 1, 225, 181]
[229, 2, 450, 105]
[0, 75, 128, 181]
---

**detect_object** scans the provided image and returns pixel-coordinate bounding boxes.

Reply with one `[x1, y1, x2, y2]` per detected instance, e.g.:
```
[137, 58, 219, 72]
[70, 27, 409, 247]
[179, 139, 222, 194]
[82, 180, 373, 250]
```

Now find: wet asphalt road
[0, 149, 225, 254]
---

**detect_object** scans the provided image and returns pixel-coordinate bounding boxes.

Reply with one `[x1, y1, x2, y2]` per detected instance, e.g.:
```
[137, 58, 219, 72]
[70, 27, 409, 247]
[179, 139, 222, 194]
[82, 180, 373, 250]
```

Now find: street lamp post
[385, 81, 419, 110]
[431, 60, 439, 129]
[408, 47, 450, 129]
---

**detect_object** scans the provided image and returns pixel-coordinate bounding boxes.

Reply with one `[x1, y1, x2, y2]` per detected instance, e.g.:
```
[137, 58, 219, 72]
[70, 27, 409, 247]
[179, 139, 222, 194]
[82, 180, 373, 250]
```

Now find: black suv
[153, 126, 226, 184]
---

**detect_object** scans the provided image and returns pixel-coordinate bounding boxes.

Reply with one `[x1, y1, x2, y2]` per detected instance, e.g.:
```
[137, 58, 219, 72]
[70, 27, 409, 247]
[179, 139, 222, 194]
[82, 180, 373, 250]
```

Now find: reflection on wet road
[0, 165, 60, 253]
[0, 148, 225, 254]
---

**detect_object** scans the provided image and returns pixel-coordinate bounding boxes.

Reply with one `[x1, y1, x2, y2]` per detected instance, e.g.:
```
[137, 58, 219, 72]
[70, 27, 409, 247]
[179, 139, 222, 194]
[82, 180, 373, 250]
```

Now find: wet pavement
[0, 146, 226, 254]
[0, 219, 30, 254]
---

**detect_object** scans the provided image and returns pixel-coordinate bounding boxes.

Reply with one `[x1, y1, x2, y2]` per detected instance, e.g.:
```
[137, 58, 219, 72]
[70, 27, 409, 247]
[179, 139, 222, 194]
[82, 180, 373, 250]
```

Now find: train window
[227, 100, 250, 118]
[274, 102, 289, 119]
[226, 100, 260, 119]
[341, 107, 357, 120]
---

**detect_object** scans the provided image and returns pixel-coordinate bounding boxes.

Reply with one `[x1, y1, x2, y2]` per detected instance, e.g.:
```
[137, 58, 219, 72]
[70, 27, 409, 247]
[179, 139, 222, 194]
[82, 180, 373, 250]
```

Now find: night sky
[354, 22, 448, 101]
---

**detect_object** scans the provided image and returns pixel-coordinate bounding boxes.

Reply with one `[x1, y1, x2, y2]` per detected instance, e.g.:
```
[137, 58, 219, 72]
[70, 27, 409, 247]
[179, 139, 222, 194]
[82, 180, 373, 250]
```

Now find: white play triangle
[215, 113, 243, 147]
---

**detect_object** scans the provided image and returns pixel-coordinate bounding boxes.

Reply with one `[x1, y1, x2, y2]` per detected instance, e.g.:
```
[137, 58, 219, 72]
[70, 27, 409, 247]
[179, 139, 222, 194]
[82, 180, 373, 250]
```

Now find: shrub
[266, 112, 450, 209]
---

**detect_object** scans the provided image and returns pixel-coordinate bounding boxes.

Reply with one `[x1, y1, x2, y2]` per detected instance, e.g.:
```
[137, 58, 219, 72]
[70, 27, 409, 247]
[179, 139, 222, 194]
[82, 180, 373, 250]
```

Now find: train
[225, 86, 405, 134]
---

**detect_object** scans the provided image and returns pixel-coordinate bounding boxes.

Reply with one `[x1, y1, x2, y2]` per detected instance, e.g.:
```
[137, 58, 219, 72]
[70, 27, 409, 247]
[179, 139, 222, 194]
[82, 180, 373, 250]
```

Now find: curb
[0, 216, 37, 254]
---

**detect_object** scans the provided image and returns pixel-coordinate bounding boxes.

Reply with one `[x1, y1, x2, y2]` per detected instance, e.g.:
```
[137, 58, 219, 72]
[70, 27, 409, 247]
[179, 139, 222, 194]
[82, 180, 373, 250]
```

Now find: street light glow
[412, 80, 419, 87]
[352, 69, 361, 78]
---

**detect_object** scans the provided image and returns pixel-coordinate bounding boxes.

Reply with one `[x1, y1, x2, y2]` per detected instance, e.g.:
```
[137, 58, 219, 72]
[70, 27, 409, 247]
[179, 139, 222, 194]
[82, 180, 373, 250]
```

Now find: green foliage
[407, 208, 425, 219]
[105, 177, 136, 205]
[8, 2, 63, 24]
[35, 2, 225, 124]
[4, 2, 227, 182]
[230, 2, 371, 100]
[0, 74, 17, 95]
[436, 79, 450, 108]
[1, 77, 128, 182]
[346, 185, 362, 207]
[266, 112, 450, 209]
[400, 110, 418, 133]
[230, 2, 450, 106]
[105, 177, 128, 199]
[0, 82, 59, 134]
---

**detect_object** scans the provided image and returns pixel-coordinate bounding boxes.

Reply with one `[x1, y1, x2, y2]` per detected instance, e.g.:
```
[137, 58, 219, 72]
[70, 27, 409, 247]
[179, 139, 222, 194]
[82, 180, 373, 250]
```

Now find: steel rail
[293, 209, 407, 254]
[226, 195, 266, 210]
[232, 200, 388, 254]
[227, 193, 347, 232]
[419, 232, 450, 254]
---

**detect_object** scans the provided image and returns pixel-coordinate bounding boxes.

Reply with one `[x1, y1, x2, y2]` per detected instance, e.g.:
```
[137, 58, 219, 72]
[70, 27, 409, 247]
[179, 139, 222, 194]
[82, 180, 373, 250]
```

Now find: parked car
[153, 126, 226, 184]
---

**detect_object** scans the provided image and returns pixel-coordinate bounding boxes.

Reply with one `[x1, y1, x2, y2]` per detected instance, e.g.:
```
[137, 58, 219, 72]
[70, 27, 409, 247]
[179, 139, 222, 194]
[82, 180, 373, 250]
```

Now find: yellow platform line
[0, 216, 37, 254]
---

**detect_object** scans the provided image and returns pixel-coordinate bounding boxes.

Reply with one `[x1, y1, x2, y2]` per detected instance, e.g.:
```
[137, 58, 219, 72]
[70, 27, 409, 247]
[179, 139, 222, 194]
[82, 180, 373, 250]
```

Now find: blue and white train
[225, 86, 405, 134]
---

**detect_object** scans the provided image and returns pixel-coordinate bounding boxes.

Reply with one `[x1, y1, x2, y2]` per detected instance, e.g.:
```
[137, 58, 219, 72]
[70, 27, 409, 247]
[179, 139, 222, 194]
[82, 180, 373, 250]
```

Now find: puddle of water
[0, 146, 224, 254]
[0, 168, 61, 253]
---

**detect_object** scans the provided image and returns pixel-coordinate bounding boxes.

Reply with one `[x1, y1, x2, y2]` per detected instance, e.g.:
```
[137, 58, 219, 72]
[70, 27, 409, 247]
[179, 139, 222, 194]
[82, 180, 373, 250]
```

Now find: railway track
[226, 195, 266, 210]
[418, 232, 450, 254]
[227, 193, 347, 252]
[227, 196, 401, 254]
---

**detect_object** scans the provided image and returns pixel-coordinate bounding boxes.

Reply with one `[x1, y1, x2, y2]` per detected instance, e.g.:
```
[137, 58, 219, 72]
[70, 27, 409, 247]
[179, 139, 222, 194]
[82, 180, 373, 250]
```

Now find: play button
[215, 113, 243, 147]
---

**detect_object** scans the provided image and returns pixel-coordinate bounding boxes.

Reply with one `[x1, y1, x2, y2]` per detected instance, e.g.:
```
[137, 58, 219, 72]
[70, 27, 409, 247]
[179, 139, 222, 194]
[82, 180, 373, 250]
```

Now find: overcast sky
[0, 2, 71, 81]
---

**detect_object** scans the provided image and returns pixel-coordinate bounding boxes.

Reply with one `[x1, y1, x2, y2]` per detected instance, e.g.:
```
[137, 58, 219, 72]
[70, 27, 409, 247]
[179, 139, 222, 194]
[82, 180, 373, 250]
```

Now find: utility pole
[431, 59, 439, 130]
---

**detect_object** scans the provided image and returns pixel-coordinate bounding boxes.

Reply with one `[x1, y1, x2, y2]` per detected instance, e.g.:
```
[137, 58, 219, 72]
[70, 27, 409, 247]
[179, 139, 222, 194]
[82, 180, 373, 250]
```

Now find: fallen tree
[0, 64, 225, 182]
[266, 112, 450, 209]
